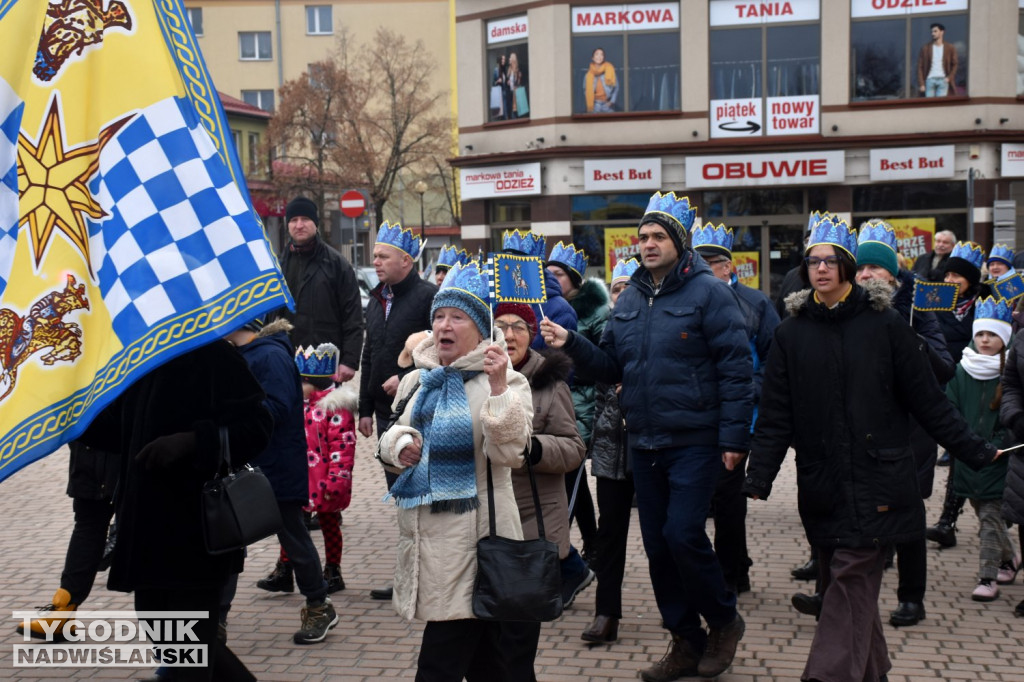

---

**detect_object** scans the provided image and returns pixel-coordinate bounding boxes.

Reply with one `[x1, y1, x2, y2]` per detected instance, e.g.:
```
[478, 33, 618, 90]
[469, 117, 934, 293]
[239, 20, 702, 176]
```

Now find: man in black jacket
[275, 197, 364, 382]
[911, 229, 955, 283]
[358, 222, 436, 601]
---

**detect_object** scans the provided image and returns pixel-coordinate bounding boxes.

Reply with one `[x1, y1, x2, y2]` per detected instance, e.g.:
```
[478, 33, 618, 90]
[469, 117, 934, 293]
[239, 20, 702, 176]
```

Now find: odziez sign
[460, 163, 542, 200]
[685, 150, 844, 188]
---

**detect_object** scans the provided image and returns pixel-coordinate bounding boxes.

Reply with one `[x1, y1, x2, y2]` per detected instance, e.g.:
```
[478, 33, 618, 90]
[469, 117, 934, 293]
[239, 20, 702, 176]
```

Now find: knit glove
[135, 432, 197, 471]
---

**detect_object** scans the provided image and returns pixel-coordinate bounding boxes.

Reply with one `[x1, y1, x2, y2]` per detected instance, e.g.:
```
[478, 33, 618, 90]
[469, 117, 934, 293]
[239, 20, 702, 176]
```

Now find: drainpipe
[275, 0, 283, 87]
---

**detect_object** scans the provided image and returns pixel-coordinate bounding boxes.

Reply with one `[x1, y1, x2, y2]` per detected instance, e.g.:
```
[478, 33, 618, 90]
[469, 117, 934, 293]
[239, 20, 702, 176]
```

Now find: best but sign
[869, 145, 954, 181]
[584, 158, 662, 191]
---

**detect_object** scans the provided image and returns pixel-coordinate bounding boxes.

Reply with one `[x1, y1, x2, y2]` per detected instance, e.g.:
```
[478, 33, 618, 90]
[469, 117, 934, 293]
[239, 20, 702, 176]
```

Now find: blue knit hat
[431, 261, 491, 338]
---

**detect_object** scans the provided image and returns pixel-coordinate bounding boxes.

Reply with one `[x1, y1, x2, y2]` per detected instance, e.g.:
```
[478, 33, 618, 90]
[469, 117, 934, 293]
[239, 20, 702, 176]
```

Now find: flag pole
[910, 280, 916, 327]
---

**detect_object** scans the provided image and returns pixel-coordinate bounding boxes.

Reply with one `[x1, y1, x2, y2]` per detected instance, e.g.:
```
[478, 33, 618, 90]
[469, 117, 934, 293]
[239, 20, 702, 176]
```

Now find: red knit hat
[494, 302, 537, 342]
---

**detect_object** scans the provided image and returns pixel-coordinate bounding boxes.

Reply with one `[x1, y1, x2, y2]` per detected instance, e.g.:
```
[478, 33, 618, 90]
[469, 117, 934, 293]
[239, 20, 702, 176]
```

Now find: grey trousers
[803, 546, 890, 682]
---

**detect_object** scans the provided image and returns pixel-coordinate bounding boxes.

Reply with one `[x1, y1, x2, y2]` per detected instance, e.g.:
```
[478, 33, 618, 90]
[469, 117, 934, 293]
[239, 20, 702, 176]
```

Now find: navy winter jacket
[237, 324, 309, 503]
[564, 250, 753, 452]
[531, 269, 578, 350]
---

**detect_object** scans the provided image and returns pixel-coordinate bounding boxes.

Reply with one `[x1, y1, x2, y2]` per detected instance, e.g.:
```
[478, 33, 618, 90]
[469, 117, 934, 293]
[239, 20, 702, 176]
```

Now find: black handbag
[472, 455, 563, 622]
[201, 427, 283, 555]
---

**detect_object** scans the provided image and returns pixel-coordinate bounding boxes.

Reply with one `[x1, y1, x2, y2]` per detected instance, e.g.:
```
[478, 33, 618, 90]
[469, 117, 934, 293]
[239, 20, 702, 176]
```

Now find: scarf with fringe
[387, 366, 480, 513]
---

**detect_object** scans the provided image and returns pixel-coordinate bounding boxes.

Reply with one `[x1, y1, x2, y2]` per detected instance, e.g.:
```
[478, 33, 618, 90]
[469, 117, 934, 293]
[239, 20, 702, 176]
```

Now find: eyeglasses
[805, 256, 841, 269]
[495, 321, 531, 335]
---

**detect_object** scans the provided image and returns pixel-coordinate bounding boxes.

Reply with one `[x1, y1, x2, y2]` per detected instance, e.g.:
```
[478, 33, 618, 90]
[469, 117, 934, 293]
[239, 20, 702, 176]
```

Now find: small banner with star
[992, 272, 1024, 304]
[490, 252, 546, 304]
[0, 0, 293, 483]
[912, 280, 959, 312]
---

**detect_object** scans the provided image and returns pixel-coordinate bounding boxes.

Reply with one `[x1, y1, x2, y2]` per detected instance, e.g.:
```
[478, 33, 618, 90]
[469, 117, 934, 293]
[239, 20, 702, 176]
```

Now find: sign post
[340, 190, 366, 264]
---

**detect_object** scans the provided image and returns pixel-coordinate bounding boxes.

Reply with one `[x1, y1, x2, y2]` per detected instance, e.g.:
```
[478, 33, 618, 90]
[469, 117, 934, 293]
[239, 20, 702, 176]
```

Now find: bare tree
[266, 27, 451, 226]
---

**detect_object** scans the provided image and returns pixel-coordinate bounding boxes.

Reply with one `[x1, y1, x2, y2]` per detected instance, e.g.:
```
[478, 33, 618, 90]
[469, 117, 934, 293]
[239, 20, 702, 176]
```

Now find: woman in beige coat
[494, 302, 586, 680]
[378, 262, 533, 682]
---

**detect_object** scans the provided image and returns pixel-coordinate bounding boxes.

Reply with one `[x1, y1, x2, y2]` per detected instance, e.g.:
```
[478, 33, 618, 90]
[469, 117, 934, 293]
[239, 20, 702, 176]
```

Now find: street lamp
[414, 180, 428, 241]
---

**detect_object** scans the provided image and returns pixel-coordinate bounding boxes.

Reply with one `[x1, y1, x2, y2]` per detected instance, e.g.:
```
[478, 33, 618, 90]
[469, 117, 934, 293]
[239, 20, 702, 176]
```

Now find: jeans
[631, 445, 737, 650]
[277, 502, 327, 603]
[925, 76, 948, 97]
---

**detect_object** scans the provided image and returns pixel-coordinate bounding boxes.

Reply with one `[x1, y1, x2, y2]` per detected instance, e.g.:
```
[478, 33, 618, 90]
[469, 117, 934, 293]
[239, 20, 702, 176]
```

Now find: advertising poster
[890, 217, 935, 267]
[604, 227, 640, 282]
[733, 251, 760, 290]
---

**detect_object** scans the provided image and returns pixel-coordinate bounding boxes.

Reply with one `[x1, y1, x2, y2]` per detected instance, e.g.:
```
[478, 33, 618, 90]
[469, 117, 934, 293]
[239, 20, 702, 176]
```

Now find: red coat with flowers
[303, 385, 358, 513]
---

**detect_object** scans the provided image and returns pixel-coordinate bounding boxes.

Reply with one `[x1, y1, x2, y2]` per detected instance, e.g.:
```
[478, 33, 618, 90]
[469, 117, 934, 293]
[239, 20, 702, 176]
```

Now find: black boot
[256, 560, 294, 593]
[791, 555, 818, 581]
[926, 474, 965, 548]
[323, 563, 345, 593]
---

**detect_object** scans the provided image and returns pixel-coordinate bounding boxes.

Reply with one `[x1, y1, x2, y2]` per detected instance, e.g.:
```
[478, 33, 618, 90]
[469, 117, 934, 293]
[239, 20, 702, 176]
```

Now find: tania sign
[460, 163, 542, 200]
[685, 150, 844, 188]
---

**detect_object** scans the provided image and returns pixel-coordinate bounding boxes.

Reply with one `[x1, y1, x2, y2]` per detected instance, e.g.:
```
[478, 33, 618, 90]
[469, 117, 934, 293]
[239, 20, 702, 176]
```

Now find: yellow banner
[890, 217, 936, 267]
[604, 227, 639, 282]
[733, 251, 760, 289]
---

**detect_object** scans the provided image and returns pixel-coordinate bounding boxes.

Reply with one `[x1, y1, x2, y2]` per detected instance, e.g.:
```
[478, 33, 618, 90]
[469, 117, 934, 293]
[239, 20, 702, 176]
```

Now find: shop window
[709, 1, 820, 138]
[485, 16, 530, 122]
[1018, 7, 1024, 96]
[853, 182, 966, 212]
[306, 6, 332, 35]
[186, 7, 203, 36]
[851, 11, 968, 101]
[570, 194, 649, 281]
[239, 31, 272, 61]
[571, 3, 680, 115]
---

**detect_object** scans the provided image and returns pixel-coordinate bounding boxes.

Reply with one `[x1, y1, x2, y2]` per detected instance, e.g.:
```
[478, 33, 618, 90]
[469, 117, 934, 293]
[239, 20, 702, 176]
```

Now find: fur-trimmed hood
[784, 278, 893, 317]
[256, 318, 293, 339]
[314, 384, 359, 413]
[569, 277, 610, 322]
[517, 348, 573, 391]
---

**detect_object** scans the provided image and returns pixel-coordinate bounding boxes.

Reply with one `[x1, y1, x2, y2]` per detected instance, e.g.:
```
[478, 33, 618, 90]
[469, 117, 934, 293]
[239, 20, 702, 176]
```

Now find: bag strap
[218, 426, 231, 474]
[484, 452, 547, 541]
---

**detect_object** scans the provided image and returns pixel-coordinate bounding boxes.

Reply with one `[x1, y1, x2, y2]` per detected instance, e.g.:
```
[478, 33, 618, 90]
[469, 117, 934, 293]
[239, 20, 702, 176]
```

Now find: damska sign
[868, 145, 954, 181]
[460, 163, 542, 200]
[709, 0, 819, 26]
[1002, 143, 1024, 178]
[487, 16, 528, 44]
[583, 158, 662, 191]
[685, 150, 844, 188]
[571, 3, 679, 33]
[850, 0, 967, 19]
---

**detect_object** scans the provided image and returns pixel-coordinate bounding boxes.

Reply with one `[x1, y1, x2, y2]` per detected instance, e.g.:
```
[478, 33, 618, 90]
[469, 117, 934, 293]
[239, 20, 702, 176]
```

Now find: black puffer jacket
[67, 441, 120, 501]
[589, 383, 627, 481]
[935, 283, 990, 365]
[359, 269, 437, 420]
[275, 236, 364, 369]
[744, 280, 996, 548]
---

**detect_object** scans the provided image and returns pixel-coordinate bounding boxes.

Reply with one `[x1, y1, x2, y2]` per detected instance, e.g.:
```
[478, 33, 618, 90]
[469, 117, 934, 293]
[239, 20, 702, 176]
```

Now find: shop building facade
[454, 0, 1024, 295]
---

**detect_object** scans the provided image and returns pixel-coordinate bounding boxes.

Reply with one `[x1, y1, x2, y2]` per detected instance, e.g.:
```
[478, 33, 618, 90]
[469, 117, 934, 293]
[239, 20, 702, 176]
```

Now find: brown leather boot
[697, 613, 745, 677]
[640, 633, 701, 682]
[15, 589, 77, 640]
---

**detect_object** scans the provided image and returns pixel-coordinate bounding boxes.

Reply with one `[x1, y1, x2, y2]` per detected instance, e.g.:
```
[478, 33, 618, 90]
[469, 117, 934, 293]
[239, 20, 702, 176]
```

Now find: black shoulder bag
[472, 455, 563, 622]
[201, 427, 283, 555]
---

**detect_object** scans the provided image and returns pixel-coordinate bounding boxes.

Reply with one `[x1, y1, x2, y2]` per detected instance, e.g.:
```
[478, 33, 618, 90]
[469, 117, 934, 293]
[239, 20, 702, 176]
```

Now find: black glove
[528, 437, 543, 465]
[135, 432, 196, 471]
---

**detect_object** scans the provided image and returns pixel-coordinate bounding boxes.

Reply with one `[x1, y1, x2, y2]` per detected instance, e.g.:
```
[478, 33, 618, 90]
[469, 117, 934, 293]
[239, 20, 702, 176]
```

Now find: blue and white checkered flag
[0, 77, 20, 300]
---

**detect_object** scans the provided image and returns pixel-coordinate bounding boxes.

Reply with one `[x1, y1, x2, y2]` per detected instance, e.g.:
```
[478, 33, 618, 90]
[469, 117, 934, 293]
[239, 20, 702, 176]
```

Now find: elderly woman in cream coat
[378, 262, 533, 682]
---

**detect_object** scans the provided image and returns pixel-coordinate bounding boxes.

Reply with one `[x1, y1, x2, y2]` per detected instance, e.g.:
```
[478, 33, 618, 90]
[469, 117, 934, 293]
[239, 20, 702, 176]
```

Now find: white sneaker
[972, 579, 999, 602]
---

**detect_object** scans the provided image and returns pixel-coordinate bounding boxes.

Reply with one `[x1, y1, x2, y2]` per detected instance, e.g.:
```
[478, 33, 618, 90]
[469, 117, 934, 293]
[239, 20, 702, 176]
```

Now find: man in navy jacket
[541, 193, 752, 682]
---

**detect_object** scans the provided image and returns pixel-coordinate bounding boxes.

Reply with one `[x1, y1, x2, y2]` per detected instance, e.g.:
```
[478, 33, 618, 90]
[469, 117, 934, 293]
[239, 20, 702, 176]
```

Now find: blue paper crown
[950, 241, 985, 270]
[691, 222, 735, 255]
[807, 212, 857, 258]
[437, 244, 470, 270]
[548, 241, 588, 280]
[295, 343, 339, 378]
[988, 244, 1014, 266]
[807, 210, 833, 234]
[375, 220, 422, 259]
[643, 192, 697, 232]
[438, 260, 490, 306]
[611, 257, 640, 284]
[975, 296, 1013, 325]
[857, 219, 898, 252]
[502, 229, 546, 258]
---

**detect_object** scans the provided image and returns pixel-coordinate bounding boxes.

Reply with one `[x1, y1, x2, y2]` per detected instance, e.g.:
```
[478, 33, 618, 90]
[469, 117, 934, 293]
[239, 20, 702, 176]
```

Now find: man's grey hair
[935, 230, 957, 242]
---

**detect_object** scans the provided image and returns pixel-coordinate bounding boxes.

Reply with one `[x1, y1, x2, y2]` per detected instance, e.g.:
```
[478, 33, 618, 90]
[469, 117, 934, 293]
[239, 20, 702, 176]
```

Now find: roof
[218, 91, 272, 120]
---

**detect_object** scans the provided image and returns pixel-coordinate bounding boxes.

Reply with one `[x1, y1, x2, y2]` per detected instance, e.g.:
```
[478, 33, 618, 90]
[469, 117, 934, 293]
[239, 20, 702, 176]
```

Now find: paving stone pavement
[1, 426, 1022, 680]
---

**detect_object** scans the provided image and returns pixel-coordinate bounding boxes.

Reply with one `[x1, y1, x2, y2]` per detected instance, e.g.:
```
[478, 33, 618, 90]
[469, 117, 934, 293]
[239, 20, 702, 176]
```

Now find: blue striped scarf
[387, 366, 480, 514]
